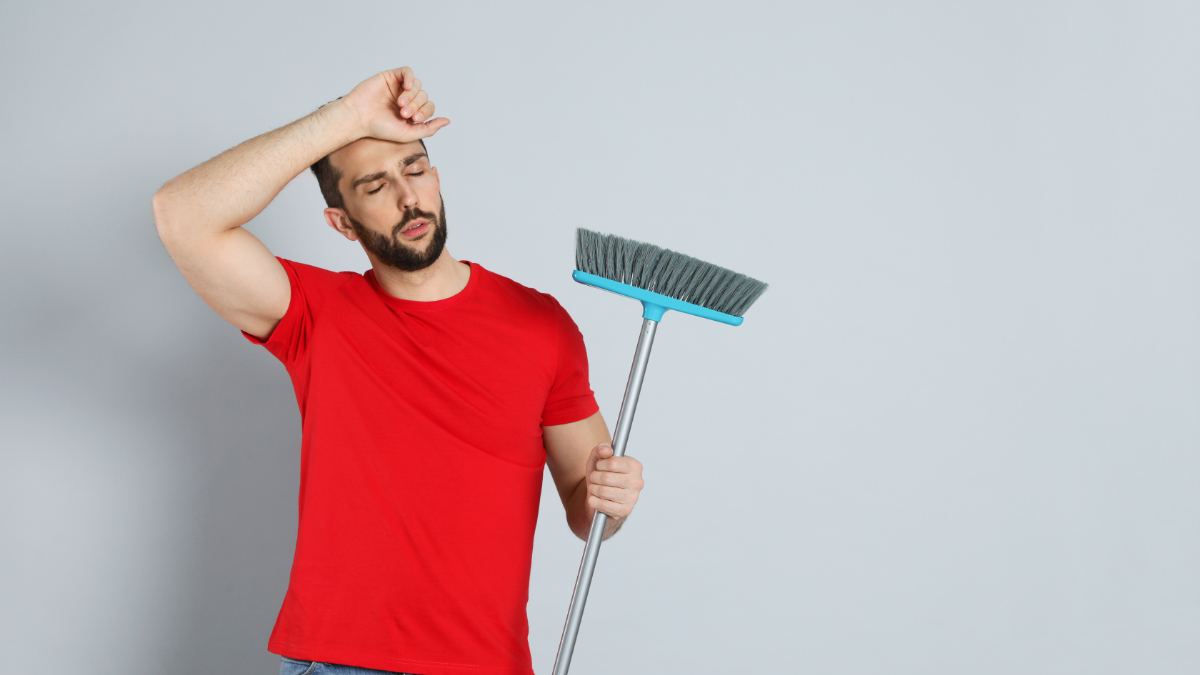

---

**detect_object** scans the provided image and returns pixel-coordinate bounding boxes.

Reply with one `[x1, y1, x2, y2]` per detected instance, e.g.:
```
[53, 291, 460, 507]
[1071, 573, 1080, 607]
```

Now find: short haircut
[310, 136, 427, 210]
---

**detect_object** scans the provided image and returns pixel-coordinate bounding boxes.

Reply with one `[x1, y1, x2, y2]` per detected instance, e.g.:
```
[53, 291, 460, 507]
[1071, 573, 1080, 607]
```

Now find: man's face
[326, 138, 447, 272]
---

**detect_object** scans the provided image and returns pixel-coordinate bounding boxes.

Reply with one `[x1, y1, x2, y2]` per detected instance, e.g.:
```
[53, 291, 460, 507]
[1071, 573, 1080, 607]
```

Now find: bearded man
[153, 67, 645, 675]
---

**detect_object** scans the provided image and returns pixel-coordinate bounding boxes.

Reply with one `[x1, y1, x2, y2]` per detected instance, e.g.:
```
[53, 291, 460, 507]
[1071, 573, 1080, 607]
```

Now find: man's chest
[302, 302, 557, 437]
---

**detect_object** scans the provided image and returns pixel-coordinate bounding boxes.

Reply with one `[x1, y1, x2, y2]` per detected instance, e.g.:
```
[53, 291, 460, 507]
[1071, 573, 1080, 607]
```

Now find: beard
[348, 198, 448, 272]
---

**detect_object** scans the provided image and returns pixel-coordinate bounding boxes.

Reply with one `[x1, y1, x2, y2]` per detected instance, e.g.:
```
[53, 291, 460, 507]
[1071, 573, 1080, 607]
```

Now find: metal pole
[552, 318, 659, 675]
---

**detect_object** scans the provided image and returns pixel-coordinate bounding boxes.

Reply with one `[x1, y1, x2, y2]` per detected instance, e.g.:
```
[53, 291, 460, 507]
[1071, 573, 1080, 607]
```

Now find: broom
[552, 228, 769, 675]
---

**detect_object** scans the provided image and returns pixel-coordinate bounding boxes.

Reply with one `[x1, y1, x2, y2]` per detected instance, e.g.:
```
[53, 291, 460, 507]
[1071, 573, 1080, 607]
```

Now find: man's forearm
[566, 479, 625, 541]
[153, 100, 362, 237]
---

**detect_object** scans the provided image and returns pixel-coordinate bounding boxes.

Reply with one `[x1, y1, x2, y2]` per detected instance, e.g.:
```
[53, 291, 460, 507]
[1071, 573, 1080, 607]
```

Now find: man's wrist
[312, 97, 367, 149]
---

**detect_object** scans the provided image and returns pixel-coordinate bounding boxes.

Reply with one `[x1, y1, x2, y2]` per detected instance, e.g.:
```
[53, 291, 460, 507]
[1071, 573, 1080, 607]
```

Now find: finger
[401, 118, 450, 141]
[593, 478, 644, 498]
[591, 471, 644, 492]
[422, 117, 450, 135]
[406, 117, 450, 139]
[396, 74, 420, 105]
[596, 456, 640, 474]
[588, 495, 633, 518]
[389, 67, 413, 96]
[590, 469, 640, 488]
[589, 483, 638, 503]
[411, 100, 436, 123]
[398, 83, 422, 107]
[594, 458, 622, 473]
[402, 90, 429, 119]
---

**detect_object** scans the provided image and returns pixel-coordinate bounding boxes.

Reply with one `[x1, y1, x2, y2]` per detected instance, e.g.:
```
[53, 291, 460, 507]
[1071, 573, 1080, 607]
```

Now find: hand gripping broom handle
[552, 317, 659, 675]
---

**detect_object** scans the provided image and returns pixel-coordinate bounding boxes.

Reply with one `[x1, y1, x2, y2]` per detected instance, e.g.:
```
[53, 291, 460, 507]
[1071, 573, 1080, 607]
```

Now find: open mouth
[400, 220, 430, 239]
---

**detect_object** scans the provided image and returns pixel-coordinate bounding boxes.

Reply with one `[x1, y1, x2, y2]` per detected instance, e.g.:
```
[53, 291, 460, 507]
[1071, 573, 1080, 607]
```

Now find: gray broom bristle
[575, 228, 769, 318]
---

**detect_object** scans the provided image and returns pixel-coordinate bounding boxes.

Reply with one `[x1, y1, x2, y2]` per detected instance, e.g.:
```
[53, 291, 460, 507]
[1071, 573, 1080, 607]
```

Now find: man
[153, 67, 645, 675]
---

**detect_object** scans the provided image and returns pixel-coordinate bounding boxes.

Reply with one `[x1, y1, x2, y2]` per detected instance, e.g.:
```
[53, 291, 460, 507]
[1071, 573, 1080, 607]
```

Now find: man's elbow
[152, 185, 183, 244]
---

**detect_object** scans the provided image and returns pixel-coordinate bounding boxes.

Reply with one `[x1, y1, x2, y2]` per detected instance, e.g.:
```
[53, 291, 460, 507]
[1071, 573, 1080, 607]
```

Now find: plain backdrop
[2, 2, 1198, 674]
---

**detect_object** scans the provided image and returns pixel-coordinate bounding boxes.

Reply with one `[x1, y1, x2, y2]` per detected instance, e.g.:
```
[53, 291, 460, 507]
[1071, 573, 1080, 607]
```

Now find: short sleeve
[241, 258, 347, 366]
[542, 299, 600, 426]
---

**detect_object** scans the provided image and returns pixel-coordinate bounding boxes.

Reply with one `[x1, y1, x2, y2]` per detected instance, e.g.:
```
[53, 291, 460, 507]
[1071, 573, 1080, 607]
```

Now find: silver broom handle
[552, 317, 659, 675]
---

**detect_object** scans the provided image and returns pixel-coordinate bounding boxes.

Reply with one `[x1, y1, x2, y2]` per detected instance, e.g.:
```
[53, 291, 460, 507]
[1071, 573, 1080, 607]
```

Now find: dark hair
[310, 136, 427, 210]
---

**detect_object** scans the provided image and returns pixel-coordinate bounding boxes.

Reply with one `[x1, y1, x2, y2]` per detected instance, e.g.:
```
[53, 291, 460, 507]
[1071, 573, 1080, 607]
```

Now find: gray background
[1, 1, 1197, 673]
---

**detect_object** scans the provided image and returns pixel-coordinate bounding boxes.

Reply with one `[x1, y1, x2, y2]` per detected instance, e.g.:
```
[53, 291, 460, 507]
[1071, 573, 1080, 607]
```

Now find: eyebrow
[351, 171, 387, 189]
[350, 152, 429, 190]
[400, 151, 427, 168]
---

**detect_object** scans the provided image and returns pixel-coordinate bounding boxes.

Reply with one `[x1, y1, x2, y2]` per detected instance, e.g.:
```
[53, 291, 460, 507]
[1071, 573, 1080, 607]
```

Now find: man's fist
[585, 444, 644, 520]
[340, 67, 450, 145]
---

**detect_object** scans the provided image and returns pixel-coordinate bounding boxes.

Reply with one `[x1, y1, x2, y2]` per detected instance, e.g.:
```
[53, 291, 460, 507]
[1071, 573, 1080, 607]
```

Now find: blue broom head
[573, 228, 769, 326]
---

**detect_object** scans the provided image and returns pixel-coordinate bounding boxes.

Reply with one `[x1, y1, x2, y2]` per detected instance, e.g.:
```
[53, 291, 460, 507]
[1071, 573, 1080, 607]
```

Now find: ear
[324, 208, 358, 241]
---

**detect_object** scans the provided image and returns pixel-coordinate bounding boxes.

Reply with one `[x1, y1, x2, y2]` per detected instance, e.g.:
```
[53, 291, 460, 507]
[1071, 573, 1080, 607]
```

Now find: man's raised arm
[152, 67, 448, 339]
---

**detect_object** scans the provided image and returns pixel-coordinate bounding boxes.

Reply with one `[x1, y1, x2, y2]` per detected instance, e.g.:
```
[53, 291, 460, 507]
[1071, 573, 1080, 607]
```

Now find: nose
[396, 180, 419, 210]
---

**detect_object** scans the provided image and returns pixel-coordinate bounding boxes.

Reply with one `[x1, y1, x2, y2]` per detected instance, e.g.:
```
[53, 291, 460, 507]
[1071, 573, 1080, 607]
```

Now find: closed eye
[406, 171, 425, 177]
[367, 184, 384, 195]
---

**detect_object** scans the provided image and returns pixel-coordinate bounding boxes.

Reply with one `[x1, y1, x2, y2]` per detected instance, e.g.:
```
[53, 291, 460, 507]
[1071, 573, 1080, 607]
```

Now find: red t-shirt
[243, 258, 598, 675]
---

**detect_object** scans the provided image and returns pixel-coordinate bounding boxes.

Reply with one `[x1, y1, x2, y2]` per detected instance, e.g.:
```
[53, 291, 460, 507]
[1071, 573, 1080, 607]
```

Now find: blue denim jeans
[279, 656, 420, 675]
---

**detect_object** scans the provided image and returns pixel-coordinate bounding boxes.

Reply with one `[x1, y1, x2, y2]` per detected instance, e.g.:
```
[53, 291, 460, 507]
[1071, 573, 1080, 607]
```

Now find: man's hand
[585, 443, 644, 520]
[341, 67, 450, 144]
[543, 412, 646, 540]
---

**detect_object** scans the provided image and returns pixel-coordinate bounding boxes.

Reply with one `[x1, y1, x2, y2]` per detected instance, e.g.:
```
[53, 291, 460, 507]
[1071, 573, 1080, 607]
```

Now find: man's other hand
[342, 66, 450, 145]
[586, 444, 644, 519]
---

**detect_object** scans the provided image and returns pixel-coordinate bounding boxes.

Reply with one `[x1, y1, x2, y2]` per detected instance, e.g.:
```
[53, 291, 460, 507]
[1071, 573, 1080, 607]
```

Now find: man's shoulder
[280, 258, 364, 286]
[475, 263, 571, 319]
[277, 258, 367, 311]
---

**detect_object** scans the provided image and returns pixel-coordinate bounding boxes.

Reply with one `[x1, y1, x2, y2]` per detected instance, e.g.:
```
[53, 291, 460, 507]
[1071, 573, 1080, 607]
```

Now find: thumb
[419, 117, 451, 136]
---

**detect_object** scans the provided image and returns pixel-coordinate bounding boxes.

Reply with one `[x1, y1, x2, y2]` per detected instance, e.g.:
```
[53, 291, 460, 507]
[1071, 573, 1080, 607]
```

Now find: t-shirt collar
[364, 260, 480, 311]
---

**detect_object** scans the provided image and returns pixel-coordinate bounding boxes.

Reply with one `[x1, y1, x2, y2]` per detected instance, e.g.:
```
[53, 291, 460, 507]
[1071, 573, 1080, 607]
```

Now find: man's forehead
[331, 138, 427, 181]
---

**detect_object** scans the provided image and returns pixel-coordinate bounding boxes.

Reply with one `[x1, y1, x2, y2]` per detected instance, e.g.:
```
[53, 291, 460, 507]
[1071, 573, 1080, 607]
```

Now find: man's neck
[370, 250, 471, 302]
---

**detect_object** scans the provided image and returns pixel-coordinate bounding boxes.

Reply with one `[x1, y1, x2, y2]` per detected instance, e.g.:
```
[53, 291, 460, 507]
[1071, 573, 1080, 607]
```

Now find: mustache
[391, 207, 439, 239]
